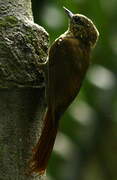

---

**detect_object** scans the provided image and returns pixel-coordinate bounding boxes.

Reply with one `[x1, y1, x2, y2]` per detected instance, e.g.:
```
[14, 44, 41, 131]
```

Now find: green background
[32, 0, 117, 179]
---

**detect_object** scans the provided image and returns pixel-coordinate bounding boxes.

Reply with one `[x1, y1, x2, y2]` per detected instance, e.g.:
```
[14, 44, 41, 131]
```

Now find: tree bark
[0, 0, 48, 179]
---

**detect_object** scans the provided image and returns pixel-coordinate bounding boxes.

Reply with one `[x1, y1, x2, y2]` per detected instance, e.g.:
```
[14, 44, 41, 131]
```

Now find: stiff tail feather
[29, 108, 58, 175]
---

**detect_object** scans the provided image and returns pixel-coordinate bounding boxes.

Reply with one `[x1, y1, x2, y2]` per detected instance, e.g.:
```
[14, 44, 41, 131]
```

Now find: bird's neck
[62, 30, 89, 46]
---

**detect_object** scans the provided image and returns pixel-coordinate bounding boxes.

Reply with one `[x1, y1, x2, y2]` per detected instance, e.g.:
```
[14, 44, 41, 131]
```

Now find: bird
[29, 7, 99, 175]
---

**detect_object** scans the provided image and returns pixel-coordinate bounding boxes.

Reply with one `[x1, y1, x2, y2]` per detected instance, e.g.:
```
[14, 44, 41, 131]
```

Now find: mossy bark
[0, 0, 49, 179]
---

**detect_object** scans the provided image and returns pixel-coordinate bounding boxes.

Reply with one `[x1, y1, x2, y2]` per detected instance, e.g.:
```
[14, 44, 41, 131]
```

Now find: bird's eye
[73, 17, 85, 26]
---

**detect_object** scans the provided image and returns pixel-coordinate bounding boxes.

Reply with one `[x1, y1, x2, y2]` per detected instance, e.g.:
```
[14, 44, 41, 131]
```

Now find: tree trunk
[0, 0, 48, 179]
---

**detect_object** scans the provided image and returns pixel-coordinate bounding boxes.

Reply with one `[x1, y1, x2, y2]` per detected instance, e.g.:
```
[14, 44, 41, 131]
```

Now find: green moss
[5, 15, 18, 24]
[39, 49, 46, 58]
[25, 27, 36, 43]
[0, 15, 18, 28]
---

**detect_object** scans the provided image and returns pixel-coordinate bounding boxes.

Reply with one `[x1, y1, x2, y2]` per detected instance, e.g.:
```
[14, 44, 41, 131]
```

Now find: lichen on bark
[0, 14, 49, 88]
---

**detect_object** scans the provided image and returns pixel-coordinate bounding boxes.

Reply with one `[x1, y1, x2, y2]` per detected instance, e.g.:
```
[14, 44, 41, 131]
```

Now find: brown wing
[48, 36, 90, 116]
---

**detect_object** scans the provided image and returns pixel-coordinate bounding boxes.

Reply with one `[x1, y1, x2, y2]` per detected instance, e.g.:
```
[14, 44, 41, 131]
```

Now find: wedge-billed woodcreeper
[30, 7, 99, 175]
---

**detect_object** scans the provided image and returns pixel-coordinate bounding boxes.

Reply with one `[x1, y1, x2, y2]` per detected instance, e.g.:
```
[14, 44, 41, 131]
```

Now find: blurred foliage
[32, 0, 117, 180]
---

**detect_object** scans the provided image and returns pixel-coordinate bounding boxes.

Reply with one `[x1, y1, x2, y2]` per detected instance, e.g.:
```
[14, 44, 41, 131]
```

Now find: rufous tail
[29, 108, 58, 175]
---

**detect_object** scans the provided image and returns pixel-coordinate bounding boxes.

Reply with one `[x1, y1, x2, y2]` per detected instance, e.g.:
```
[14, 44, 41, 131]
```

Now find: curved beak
[63, 7, 74, 19]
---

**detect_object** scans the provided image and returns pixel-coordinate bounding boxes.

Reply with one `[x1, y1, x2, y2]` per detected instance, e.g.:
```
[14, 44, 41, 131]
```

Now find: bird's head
[63, 7, 99, 48]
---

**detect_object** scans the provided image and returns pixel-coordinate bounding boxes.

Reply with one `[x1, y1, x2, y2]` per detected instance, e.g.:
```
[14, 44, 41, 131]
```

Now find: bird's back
[48, 35, 90, 116]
